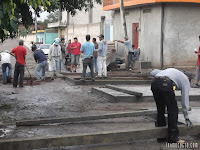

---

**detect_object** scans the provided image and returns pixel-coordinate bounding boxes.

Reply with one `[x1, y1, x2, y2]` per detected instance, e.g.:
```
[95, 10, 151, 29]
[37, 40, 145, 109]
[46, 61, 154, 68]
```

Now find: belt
[155, 76, 177, 90]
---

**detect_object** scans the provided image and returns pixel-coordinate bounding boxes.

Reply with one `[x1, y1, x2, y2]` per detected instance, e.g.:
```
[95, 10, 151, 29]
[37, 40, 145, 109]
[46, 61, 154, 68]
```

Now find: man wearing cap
[0, 50, 12, 84]
[49, 38, 62, 77]
[150, 68, 193, 143]
[70, 37, 81, 72]
[97, 34, 107, 78]
[116, 36, 134, 70]
[11, 40, 27, 88]
[32, 45, 47, 81]
[59, 38, 67, 71]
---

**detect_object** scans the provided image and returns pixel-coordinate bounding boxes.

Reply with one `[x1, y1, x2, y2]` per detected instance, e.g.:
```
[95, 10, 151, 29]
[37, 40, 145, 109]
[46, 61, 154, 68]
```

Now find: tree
[48, 11, 59, 23]
[0, 0, 102, 42]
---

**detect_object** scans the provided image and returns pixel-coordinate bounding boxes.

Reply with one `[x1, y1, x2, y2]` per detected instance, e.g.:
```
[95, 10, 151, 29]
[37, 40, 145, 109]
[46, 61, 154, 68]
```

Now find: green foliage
[59, 0, 102, 16]
[0, 0, 102, 42]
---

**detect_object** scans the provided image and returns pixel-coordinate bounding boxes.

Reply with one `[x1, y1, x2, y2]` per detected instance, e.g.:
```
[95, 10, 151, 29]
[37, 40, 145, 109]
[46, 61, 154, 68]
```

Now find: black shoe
[92, 78, 95, 82]
[157, 138, 167, 142]
[73, 70, 76, 73]
[13, 85, 17, 88]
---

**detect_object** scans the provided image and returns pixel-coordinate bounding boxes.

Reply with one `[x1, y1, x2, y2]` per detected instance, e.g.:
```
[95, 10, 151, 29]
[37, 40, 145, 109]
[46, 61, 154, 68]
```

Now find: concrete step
[92, 85, 200, 103]
[135, 61, 152, 69]
[92, 87, 136, 103]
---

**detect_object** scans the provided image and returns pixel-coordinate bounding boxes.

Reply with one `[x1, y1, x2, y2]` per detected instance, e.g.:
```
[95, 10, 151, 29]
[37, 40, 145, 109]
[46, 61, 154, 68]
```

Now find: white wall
[61, 3, 113, 25]
[20, 34, 36, 43]
[113, 4, 162, 67]
[163, 3, 200, 66]
[67, 23, 101, 44]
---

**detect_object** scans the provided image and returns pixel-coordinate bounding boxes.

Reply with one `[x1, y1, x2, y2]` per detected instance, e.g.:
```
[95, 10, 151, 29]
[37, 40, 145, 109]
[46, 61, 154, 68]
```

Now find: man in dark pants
[11, 40, 27, 88]
[150, 68, 193, 143]
[80, 35, 95, 81]
[32, 45, 47, 81]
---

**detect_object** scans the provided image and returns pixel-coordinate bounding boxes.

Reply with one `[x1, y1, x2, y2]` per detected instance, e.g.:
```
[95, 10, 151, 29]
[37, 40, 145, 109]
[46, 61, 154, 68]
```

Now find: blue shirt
[124, 41, 133, 52]
[80, 41, 95, 60]
[33, 50, 47, 64]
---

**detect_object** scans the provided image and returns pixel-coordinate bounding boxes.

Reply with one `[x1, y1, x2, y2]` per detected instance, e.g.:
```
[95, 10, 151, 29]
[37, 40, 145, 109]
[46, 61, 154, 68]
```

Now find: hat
[60, 38, 65, 41]
[124, 36, 129, 39]
[184, 71, 193, 82]
[98, 34, 104, 38]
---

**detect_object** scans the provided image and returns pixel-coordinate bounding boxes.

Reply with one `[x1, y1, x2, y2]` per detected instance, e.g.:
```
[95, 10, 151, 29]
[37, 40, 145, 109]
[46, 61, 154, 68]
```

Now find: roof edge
[103, 0, 200, 11]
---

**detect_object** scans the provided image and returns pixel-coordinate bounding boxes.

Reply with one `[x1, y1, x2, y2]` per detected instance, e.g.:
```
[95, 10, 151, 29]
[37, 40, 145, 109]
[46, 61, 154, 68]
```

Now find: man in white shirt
[0, 50, 12, 84]
[116, 36, 134, 70]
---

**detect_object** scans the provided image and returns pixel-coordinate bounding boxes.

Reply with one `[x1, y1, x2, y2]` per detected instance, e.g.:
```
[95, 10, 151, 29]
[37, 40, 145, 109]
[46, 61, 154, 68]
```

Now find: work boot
[168, 129, 179, 143]
[7, 77, 12, 83]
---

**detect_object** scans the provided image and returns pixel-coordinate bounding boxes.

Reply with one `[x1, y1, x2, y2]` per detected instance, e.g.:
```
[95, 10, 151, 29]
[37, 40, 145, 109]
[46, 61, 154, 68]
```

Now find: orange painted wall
[103, 0, 200, 10]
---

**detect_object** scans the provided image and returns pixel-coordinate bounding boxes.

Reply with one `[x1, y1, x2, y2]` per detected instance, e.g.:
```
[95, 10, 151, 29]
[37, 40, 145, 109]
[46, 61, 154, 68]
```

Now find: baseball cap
[124, 36, 129, 39]
[98, 34, 104, 38]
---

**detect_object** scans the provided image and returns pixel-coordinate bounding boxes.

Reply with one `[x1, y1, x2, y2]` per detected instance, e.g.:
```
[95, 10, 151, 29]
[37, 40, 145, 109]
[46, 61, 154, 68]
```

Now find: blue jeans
[61, 58, 66, 70]
[93, 57, 98, 73]
[2, 63, 12, 83]
[52, 57, 60, 74]
[35, 61, 47, 80]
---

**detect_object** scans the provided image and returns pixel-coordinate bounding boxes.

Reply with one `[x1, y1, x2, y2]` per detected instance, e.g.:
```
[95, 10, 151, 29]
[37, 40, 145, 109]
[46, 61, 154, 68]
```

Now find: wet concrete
[0, 39, 200, 149]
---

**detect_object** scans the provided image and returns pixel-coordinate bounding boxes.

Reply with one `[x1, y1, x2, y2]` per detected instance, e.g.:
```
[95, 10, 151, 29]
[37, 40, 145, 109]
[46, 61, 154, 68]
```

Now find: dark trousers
[151, 77, 179, 143]
[13, 62, 25, 87]
[82, 58, 94, 79]
[128, 52, 134, 69]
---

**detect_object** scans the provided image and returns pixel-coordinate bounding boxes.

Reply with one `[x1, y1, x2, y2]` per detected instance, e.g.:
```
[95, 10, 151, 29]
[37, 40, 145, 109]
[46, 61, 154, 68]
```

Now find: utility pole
[119, 0, 128, 69]
[35, 12, 37, 43]
[120, 0, 128, 38]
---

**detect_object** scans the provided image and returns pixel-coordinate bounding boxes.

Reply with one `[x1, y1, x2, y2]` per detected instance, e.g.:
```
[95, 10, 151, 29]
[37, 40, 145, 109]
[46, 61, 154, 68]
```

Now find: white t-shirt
[0, 52, 11, 64]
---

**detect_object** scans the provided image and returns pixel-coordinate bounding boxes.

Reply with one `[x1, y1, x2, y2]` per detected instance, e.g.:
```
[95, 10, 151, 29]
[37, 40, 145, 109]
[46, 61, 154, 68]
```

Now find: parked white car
[39, 44, 51, 57]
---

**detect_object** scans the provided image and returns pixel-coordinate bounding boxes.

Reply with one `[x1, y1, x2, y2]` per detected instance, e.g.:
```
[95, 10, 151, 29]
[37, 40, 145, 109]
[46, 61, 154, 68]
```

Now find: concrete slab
[94, 85, 200, 102]
[92, 87, 136, 102]
[105, 84, 143, 97]
[0, 125, 200, 150]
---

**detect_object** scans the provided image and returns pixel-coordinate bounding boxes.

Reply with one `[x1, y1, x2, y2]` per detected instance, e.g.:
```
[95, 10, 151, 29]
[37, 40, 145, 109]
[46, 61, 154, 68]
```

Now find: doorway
[133, 23, 139, 49]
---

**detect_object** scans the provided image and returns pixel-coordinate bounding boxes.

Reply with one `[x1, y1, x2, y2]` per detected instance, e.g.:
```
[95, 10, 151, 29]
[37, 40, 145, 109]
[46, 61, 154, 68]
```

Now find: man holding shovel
[10, 40, 27, 88]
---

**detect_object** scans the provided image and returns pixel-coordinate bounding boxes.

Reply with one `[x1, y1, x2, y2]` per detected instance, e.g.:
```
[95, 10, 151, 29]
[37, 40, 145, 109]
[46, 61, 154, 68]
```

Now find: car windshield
[40, 45, 50, 49]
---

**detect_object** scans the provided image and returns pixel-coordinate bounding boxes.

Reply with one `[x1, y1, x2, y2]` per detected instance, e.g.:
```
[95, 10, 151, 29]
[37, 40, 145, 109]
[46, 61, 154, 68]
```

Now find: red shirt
[197, 46, 200, 68]
[11, 46, 27, 65]
[67, 43, 71, 54]
[70, 42, 81, 55]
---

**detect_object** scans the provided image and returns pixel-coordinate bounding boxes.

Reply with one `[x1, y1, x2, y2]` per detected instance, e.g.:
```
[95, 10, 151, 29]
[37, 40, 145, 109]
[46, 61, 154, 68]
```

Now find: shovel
[25, 65, 33, 86]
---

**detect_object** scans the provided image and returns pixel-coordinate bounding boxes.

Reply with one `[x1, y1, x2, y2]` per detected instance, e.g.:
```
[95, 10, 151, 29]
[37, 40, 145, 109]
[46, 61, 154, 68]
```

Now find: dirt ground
[0, 39, 200, 150]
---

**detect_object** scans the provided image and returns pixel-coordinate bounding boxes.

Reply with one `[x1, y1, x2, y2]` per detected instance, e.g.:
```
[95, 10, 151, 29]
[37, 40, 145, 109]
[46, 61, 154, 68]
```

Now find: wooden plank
[16, 110, 157, 126]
